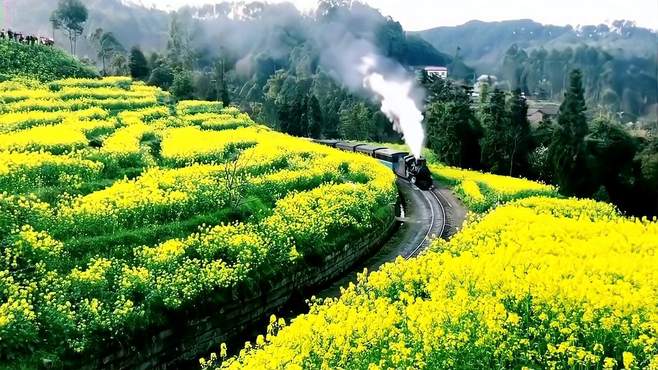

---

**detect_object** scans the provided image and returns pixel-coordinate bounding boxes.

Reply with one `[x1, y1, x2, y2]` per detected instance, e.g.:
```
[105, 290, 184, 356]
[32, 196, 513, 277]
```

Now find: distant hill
[0, 40, 98, 81]
[5, 0, 170, 56]
[417, 19, 657, 73]
[7, 0, 454, 70]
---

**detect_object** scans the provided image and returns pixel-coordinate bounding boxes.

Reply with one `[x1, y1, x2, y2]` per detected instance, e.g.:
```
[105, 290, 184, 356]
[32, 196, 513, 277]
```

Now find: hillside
[0, 77, 397, 366]
[417, 19, 657, 73]
[0, 40, 98, 82]
[4, 0, 170, 54]
[8, 0, 453, 68]
[5, 0, 468, 143]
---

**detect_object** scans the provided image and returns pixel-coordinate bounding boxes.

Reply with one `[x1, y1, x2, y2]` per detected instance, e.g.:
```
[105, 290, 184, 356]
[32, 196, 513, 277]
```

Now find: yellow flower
[623, 352, 635, 369]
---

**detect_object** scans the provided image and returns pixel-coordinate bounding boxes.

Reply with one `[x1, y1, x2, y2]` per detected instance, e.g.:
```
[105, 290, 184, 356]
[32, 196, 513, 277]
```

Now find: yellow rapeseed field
[0, 77, 397, 365]
[212, 196, 658, 369]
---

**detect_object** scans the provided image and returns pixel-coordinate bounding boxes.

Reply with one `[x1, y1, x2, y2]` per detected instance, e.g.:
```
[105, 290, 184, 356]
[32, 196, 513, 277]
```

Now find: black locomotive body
[313, 140, 434, 190]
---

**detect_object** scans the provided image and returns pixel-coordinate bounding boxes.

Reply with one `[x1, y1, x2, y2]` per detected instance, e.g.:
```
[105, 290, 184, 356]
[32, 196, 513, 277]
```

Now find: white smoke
[359, 55, 425, 159]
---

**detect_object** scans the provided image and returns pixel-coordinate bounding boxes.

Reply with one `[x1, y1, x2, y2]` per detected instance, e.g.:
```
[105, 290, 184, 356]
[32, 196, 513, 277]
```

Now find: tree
[166, 11, 194, 70]
[148, 60, 175, 90]
[339, 102, 372, 140]
[423, 76, 481, 168]
[221, 151, 253, 210]
[549, 69, 590, 195]
[280, 94, 308, 137]
[170, 70, 195, 100]
[636, 138, 658, 215]
[425, 101, 462, 166]
[585, 117, 638, 209]
[90, 29, 124, 75]
[129, 46, 150, 80]
[50, 0, 88, 55]
[507, 89, 532, 176]
[111, 54, 129, 76]
[48, 13, 62, 42]
[480, 89, 510, 174]
[213, 58, 230, 107]
[307, 94, 323, 139]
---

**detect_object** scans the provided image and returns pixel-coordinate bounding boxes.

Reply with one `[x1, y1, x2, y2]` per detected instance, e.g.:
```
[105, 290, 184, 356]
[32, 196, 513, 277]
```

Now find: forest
[422, 69, 658, 217]
[500, 43, 658, 121]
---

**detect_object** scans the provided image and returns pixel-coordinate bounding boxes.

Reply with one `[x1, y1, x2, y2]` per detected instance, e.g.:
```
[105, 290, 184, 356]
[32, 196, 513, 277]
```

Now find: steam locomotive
[313, 140, 434, 190]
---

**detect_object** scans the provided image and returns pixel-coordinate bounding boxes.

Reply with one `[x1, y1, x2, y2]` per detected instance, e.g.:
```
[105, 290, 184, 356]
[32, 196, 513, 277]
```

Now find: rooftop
[424, 66, 448, 71]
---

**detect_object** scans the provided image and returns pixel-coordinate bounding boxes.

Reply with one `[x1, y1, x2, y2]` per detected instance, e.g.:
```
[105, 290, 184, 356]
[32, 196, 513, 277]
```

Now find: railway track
[405, 186, 448, 259]
[317, 179, 465, 300]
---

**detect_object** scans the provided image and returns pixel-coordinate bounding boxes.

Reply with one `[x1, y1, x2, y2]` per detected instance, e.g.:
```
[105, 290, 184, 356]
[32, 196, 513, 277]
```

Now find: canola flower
[0, 124, 89, 153]
[0, 151, 103, 192]
[176, 100, 224, 115]
[213, 197, 658, 370]
[0, 107, 108, 133]
[160, 126, 262, 166]
[0, 77, 398, 364]
[430, 163, 559, 212]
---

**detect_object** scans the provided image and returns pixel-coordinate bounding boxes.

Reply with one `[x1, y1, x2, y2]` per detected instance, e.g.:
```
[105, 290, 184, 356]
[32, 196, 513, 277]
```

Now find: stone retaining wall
[77, 205, 398, 369]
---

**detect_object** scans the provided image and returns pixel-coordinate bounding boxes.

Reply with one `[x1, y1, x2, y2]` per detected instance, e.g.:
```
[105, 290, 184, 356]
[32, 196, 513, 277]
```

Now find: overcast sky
[133, 0, 658, 31]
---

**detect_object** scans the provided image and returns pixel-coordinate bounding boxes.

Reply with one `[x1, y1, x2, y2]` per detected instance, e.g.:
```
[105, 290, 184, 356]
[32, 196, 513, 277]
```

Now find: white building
[423, 66, 448, 79]
[472, 75, 498, 97]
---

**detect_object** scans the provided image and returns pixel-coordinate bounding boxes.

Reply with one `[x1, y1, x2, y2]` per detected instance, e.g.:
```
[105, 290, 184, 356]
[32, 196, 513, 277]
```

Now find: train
[313, 139, 434, 190]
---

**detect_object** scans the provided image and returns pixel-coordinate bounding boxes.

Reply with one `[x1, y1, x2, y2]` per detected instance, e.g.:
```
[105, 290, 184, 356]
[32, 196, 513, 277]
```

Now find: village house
[423, 66, 448, 79]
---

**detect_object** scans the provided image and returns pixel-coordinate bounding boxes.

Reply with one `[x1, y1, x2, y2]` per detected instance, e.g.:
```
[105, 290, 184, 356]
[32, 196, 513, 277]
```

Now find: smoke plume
[359, 55, 425, 158]
[313, 4, 427, 158]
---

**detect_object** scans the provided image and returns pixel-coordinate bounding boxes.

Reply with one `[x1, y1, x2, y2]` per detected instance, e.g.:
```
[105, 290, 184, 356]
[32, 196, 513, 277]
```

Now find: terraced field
[0, 77, 397, 365]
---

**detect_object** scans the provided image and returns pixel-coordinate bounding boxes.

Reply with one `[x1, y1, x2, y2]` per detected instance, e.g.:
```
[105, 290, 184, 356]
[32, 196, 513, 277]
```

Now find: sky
[129, 0, 658, 31]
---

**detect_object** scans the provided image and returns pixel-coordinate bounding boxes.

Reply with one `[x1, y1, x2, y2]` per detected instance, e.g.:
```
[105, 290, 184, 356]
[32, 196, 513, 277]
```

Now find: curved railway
[182, 151, 467, 368]
[405, 185, 447, 259]
[316, 177, 465, 299]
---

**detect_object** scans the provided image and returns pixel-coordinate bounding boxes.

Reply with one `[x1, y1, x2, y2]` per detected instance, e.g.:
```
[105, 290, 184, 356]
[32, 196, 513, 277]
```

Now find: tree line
[423, 69, 658, 217]
[500, 44, 657, 122]
[120, 1, 460, 143]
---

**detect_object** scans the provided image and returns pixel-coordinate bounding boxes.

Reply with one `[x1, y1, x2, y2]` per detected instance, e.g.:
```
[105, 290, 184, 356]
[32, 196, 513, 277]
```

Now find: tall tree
[480, 89, 510, 174]
[507, 89, 532, 176]
[636, 138, 658, 215]
[170, 70, 195, 101]
[148, 62, 175, 90]
[339, 102, 372, 140]
[166, 11, 194, 70]
[549, 69, 590, 195]
[48, 13, 61, 42]
[424, 76, 481, 168]
[129, 46, 150, 80]
[307, 94, 323, 139]
[90, 29, 124, 75]
[50, 0, 88, 55]
[111, 54, 129, 76]
[213, 57, 230, 107]
[586, 117, 638, 209]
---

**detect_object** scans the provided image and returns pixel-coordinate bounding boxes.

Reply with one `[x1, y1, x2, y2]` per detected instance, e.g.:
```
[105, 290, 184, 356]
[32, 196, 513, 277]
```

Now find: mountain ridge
[415, 18, 657, 73]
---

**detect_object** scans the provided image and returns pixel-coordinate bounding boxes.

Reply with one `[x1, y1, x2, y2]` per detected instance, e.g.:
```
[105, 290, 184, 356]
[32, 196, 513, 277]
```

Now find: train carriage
[313, 139, 434, 190]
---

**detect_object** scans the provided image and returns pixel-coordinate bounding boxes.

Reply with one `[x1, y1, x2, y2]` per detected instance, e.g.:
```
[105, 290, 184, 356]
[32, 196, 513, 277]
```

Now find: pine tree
[170, 70, 195, 101]
[549, 69, 589, 195]
[424, 79, 481, 168]
[129, 46, 150, 80]
[213, 58, 231, 107]
[480, 89, 510, 174]
[508, 89, 532, 176]
[307, 94, 323, 139]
